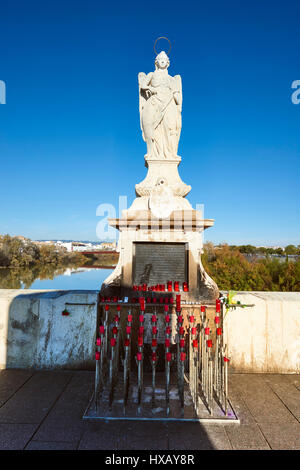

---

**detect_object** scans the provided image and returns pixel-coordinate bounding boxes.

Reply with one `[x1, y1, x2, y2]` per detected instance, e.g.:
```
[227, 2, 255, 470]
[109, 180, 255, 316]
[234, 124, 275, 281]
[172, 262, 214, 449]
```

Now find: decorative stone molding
[135, 158, 191, 197]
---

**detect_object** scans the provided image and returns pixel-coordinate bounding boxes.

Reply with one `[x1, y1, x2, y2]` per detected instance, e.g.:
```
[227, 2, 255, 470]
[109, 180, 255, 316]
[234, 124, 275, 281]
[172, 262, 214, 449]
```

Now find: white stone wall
[0, 289, 299, 372]
[223, 292, 300, 374]
[0, 289, 98, 369]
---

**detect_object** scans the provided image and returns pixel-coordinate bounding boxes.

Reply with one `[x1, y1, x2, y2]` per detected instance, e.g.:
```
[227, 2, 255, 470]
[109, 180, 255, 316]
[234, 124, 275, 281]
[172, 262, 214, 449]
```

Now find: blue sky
[0, 0, 299, 245]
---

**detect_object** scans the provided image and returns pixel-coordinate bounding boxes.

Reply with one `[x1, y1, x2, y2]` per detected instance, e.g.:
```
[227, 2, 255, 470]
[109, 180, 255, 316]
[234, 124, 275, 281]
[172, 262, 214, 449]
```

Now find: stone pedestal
[135, 157, 191, 198]
[101, 157, 219, 303]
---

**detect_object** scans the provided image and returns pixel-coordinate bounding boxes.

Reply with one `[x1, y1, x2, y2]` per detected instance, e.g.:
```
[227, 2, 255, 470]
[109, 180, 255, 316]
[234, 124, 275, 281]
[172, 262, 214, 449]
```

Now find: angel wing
[138, 72, 152, 140]
[173, 75, 182, 112]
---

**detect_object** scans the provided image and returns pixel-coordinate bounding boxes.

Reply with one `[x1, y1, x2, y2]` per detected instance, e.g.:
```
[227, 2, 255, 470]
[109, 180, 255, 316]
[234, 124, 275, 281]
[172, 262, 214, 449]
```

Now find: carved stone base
[135, 157, 191, 198]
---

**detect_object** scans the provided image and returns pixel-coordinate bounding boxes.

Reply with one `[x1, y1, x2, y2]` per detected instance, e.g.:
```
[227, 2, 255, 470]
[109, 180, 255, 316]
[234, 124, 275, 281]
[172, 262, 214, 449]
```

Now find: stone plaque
[133, 242, 187, 285]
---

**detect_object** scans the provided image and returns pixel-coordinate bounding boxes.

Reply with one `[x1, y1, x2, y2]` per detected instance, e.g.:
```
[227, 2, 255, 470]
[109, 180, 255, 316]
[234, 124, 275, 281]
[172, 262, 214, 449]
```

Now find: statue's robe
[138, 70, 182, 160]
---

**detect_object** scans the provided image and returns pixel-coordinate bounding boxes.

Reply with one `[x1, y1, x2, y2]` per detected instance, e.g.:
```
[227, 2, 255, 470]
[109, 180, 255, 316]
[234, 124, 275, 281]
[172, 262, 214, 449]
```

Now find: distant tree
[0, 250, 9, 266]
[238, 245, 257, 255]
[0, 234, 86, 269]
[285, 245, 298, 255]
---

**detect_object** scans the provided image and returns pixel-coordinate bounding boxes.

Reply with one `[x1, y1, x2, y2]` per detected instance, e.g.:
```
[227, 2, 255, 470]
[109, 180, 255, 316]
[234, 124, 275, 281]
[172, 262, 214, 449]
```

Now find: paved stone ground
[0, 369, 300, 450]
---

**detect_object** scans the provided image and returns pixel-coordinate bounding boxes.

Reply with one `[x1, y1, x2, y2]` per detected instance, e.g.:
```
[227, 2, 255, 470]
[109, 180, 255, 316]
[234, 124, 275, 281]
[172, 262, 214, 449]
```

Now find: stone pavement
[0, 369, 300, 450]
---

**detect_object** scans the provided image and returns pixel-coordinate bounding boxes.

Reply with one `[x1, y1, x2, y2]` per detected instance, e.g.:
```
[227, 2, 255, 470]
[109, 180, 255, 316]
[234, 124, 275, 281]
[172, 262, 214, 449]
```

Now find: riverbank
[0, 235, 119, 289]
[1, 235, 300, 292]
[0, 234, 86, 268]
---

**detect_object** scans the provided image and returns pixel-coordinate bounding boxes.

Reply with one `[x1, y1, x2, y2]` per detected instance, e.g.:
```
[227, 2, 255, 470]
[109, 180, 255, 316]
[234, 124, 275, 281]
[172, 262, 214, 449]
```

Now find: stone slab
[26, 440, 78, 450]
[33, 371, 94, 442]
[224, 424, 270, 450]
[0, 370, 299, 450]
[168, 422, 232, 450]
[227, 377, 256, 425]
[0, 423, 36, 450]
[0, 369, 33, 406]
[264, 375, 300, 421]
[116, 421, 168, 450]
[78, 421, 130, 450]
[228, 374, 298, 424]
[258, 422, 300, 450]
[0, 371, 72, 424]
[79, 421, 168, 450]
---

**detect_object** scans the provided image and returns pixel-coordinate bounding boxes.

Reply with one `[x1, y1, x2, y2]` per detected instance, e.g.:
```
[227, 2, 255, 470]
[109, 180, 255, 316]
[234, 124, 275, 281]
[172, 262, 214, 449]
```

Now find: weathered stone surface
[224, 292, 300, 373]
[1, 290, 300, 372]
[0, 289, 42, 369]
[135, 159, 191, 198]
[0, 289, 98, 369]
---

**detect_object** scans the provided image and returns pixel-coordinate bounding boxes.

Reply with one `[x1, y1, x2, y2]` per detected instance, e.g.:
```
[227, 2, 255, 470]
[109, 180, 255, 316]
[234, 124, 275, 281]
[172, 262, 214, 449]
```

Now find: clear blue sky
[0, 0, 299, 246]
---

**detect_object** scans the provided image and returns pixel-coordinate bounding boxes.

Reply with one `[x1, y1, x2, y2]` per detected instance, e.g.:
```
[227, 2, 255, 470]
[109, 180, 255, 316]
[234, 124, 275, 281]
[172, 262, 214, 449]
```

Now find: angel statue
[138, 50, 182, 160]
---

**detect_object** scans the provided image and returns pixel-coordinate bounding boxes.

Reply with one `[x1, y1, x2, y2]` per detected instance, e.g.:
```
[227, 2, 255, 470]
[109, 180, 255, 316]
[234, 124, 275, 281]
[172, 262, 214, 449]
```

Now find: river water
[0, 267, 113, 290]
[30, 267, 113, 290]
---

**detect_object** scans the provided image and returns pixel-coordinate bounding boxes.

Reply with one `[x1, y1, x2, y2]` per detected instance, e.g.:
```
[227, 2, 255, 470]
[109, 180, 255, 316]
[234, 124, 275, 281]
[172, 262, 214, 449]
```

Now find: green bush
[203, 243, 300, 291]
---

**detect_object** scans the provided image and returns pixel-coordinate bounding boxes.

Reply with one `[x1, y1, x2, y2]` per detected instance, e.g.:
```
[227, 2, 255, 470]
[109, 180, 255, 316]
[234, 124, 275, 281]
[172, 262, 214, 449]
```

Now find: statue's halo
[154, 37, 171, 56]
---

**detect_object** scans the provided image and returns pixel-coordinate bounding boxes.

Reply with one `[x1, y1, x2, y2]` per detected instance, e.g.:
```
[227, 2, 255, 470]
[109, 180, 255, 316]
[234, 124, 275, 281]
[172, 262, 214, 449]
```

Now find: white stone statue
[138, 51, 182, 160]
